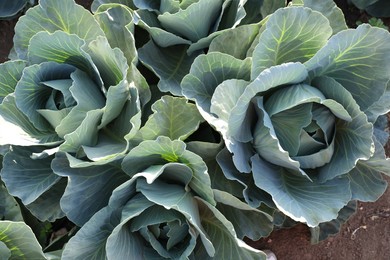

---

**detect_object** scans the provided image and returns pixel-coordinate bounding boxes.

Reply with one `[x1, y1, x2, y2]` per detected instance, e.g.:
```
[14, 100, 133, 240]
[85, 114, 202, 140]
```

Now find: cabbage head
[61, 137, 272, 260]
[182, 5, 390, 227]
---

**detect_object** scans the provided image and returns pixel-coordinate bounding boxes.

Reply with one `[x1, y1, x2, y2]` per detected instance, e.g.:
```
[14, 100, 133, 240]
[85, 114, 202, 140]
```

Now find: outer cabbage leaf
[0, 221, 46, 260]
[251, 6, 332, 78]
[13, 0, 105, 60]
[310, 201, 357, 244]
[251, 154, 351, 227]
[209, 22, 264, 59]
[305, 24, 390, 112]
[52, 153, 129, 226]
[347, 138, 389, 202]
[1, 146, 64, 221]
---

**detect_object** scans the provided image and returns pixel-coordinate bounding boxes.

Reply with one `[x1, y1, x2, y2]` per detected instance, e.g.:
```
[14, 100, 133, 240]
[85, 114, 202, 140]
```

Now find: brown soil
[248, 178, 390, 260]
[0, 0, 389, 259]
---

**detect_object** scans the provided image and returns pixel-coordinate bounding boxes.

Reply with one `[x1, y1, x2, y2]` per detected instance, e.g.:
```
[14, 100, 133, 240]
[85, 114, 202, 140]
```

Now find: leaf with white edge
[27, 31, 97, 79]
[138, 40, 199, 95]
[1, 146, 61, 205]
[305, 24, 390, 111]
[132, 163, 193, 189]
[0, 221, 46, 260]
[0, 60, 26, 103]
[213, 190, 273, 240]
[251, 154, 351, 227]
[137, 95, 204, 141]
[302, 0, 347, 34]
[347, 138, 389, 202]
[14, 0, 105, 60]
[182, 52, 251, 114]
[122, 136, 215, 205]
[52, 153, 129, 226]
[312, 77, 374, 182]
[193, 197, 266, 260]
[251, 7, 332, 78]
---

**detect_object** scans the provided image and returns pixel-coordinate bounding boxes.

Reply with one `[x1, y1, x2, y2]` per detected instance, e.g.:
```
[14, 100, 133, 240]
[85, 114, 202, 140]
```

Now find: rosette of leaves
[91, 0, 286, 95]
[61, 136, 272, 259]
[182, 2, 390, 228]
[0, 0, 148, 222]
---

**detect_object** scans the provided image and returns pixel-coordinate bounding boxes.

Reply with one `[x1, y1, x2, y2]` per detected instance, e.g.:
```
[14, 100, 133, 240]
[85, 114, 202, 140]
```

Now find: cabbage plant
[182, 4, 390, 227]
[91, 0, 286, 95]
[61, 137, 273, 259]
[1, 0, 390, 259]
[0, 0, 148, 222]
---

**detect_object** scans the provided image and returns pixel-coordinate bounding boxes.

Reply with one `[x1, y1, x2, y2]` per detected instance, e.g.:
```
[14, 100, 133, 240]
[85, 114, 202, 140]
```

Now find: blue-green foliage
[350, 0, 390, 17]
[0, 0, 389, 259]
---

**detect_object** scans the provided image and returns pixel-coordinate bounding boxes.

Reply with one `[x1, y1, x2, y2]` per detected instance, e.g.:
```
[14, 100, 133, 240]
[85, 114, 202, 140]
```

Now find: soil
[0, 0, 389, 259]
